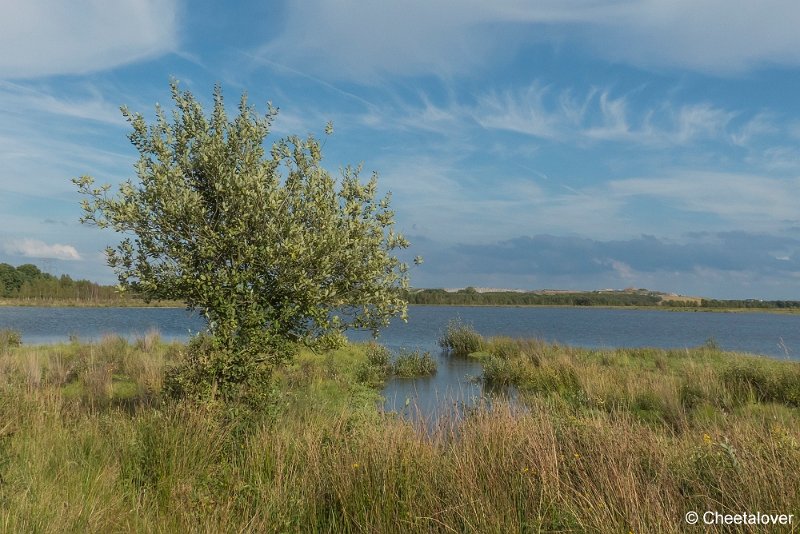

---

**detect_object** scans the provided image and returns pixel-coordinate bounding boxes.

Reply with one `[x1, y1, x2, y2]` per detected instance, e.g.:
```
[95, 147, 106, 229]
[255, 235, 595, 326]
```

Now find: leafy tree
[16, 264, 43, 283]
[74, 82, 413, 399]
[0, 263, 22, 297]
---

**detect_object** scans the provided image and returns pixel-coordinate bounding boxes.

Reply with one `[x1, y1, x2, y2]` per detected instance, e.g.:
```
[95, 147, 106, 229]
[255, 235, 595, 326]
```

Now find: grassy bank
[0, 331, 798, 532]
[0, 297, 184, 308]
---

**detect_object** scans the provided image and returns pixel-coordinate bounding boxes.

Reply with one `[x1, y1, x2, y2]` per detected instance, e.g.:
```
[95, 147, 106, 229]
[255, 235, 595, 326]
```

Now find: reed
[392, 349, 437, 377]
[438, 318, 484, 356]
[0, 334, 797, 532]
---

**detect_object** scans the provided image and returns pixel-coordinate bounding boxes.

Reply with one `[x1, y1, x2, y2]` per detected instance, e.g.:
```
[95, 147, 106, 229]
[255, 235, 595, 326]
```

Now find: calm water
[353, 306, 800, 420]
[2, 305, 799, 421]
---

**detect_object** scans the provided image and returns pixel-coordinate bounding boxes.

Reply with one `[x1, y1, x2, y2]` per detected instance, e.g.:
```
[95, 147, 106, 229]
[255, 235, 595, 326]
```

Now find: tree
[0, 263, 22, 297]
[75, 82, 413, 399]
[16, 264, 43, 282]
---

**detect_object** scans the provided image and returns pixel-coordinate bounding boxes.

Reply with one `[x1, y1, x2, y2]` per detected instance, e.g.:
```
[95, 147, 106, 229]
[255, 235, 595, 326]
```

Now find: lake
[2, 305, 798, 422]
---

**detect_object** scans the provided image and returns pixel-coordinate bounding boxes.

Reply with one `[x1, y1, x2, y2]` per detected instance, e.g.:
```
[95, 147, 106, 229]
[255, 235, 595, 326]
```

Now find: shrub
[164, 333, 293, 406]
[438, 319, 484, 356]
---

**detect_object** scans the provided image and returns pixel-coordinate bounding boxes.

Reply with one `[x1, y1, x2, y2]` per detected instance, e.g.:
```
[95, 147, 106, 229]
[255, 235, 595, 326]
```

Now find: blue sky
[2, 0, 800, 298]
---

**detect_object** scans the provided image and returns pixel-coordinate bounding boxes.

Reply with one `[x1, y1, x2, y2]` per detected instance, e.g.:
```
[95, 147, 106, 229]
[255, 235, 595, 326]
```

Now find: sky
[2, 0, 800, 299]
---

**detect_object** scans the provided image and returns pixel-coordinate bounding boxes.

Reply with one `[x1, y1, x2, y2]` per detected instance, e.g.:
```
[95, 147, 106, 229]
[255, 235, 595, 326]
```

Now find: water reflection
[380, 349, 514, 430]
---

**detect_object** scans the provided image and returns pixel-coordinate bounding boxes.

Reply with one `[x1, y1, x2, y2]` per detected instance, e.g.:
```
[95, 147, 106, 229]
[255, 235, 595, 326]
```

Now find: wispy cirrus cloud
[474, 83, 579, 140]
[474, 84, 738, 147]
[0, 81, 125, 125]
[0, 0, 179, 79]
[260, 0, 800, 80]
[731, 113, 779, 147]
[3, 239, 81, 261]
[608, 171, 800, 227]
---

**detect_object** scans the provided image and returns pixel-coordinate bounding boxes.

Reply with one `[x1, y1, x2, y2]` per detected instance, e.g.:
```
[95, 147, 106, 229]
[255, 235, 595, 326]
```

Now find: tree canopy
[75, 82, 413, 397]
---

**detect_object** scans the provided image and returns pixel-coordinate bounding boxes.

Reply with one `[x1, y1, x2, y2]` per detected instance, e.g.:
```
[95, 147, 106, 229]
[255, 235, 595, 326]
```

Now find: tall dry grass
[0, 332, 797, 532]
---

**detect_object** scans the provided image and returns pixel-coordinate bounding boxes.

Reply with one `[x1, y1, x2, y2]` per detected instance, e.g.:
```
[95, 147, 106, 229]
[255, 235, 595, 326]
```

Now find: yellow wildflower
[703, 433, 712, 445]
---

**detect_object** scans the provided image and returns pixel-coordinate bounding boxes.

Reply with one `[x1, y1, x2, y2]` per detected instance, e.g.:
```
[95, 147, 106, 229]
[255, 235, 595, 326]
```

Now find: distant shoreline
[0, 298, 184, 309]
[408, 303, 800, 314]
[2, 298, 800, 314]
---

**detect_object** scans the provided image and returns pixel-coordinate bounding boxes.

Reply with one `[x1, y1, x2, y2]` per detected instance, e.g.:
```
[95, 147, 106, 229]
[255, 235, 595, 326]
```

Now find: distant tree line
[405, 289, 800, 309]
[404, 289, 662, 307]
[5, 263, 800, 311]
[0, 263, 122, 301]
[700, 298, 800, 309]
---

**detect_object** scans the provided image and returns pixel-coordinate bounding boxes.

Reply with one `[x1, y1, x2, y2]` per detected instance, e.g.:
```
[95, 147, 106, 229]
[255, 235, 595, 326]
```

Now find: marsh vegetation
[0, 327, 797, 532]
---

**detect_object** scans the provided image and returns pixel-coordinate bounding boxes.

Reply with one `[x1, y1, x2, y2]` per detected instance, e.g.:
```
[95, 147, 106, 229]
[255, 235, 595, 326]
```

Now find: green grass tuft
[438, 319, 484, 356]
[391, 350, 437, 377]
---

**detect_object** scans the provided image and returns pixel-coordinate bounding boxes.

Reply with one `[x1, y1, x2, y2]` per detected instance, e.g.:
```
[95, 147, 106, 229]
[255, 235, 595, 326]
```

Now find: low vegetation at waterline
[0, 331, 798, 532]
[438, 318, 485, 356]
[392, 349, 437, 378]
[355, 343, 437, 386]
[439, 322, 800, 413]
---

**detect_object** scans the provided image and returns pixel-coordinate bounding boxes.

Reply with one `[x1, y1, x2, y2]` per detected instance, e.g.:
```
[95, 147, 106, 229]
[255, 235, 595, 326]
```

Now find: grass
[0, 328, 22, 351]
[356, 343, 437, 384]
[0, 297, 184, 308]
[438, 318, 484, 356]
[392, 350, 437, 378]
[0, 327, 798, 532]
[468, 333, 800, 419]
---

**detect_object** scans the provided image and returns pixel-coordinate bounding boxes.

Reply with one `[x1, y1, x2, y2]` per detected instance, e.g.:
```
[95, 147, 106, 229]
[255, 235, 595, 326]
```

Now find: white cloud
[3, 239, 81, 260]
[0, 81, 125, 125]
[667, 104, 735, 145]
[582, 92, 633, 142]
[757, 147, 800, 171]
[731, 113, 778, 147]
[584, 0, 800, 74]
[376, 152, 628, 242]
[260, 0, 800, 79]
[474, 85, 737, 146]
[609, 172, 800, 227]
[386, 163, 800, 245]
[0, 0, 178, 79]
[475, 84, 573, 139]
